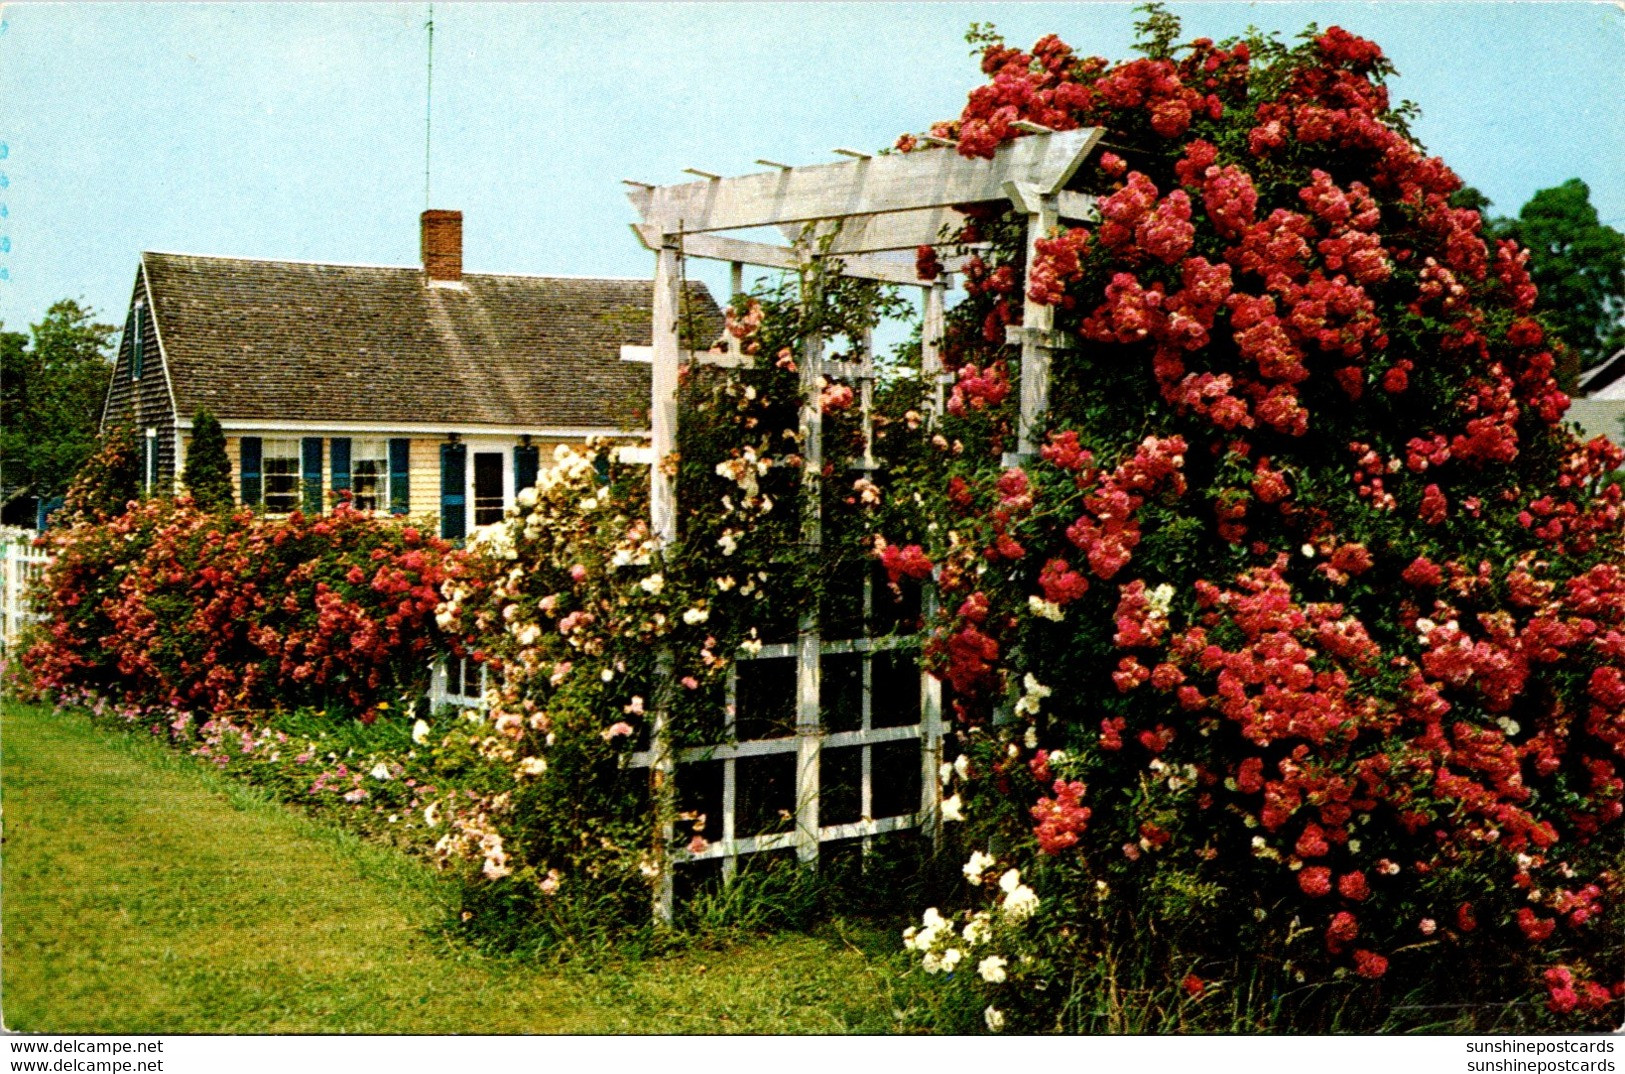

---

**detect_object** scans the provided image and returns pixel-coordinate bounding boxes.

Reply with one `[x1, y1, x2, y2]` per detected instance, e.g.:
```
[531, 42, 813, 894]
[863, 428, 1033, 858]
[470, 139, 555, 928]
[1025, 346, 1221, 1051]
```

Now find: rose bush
[886, 10, 1622, 1030]
[24, 490, 453, 718]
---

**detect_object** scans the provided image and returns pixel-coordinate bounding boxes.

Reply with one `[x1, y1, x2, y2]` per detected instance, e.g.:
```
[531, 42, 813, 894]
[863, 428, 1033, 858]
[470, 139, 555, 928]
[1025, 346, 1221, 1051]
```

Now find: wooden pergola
[625, 127, 1103, 921]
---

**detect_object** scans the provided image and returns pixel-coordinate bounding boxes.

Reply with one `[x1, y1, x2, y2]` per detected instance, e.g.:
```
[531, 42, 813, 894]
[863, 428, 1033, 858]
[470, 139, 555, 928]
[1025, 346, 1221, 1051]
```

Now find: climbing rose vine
[888, 14, 1622, 1030]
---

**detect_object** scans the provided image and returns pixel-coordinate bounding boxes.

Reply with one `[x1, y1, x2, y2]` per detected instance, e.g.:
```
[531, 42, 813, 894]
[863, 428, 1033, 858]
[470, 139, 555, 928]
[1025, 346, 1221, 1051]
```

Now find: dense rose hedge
[24, 491, 452, 717]
[887, 14, 1623, 1030]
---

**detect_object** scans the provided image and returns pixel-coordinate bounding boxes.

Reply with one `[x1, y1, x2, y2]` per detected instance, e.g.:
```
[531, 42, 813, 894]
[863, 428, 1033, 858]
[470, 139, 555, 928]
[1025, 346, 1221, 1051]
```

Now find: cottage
[100, 210, 721, 537]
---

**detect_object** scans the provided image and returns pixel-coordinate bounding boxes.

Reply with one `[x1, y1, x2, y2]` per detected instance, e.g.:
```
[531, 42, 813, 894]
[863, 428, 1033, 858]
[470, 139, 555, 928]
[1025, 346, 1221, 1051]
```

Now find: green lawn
[0, 699, 912, 1033]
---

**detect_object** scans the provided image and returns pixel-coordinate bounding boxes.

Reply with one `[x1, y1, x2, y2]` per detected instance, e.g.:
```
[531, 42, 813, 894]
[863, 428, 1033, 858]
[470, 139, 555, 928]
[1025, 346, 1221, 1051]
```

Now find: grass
[0, 698, 917, 1034]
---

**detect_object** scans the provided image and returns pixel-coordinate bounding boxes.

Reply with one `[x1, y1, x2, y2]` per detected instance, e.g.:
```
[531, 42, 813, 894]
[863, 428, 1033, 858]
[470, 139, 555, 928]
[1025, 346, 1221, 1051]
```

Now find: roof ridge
[142, 250, 707, 288]
[145, 250, 419, 272]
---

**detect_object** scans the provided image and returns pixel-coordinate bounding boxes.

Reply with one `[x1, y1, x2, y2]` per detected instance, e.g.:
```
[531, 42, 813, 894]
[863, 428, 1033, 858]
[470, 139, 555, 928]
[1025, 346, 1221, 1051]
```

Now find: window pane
[351, 440, 388, 512]
[263, 440, 300, 514]
[473, 452, 504, 527]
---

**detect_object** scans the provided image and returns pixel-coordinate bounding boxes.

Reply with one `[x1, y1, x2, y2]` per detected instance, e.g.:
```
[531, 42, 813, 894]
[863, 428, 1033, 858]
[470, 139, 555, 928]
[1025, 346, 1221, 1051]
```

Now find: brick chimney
[420, 209, 463, 283]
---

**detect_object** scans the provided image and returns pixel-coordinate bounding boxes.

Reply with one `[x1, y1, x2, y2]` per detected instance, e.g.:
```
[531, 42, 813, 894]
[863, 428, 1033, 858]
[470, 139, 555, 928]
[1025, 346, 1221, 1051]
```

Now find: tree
[0, 300, 117, 517]
[182, 411, 234, 512]
[1492, 178, 1625, 383]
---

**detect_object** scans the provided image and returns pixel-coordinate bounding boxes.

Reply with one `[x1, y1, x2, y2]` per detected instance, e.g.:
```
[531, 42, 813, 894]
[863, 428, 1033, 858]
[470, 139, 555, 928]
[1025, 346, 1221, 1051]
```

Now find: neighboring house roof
[140, 251, 721, 431]
[1578, 346, 1625, 400]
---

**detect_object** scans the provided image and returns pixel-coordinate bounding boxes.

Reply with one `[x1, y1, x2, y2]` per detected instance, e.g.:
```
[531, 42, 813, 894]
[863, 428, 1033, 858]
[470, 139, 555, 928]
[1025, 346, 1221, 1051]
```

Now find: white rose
[977, 955, 1008, 984]
[963, 850, 996, 884]
[1001, 884, 1040, 921]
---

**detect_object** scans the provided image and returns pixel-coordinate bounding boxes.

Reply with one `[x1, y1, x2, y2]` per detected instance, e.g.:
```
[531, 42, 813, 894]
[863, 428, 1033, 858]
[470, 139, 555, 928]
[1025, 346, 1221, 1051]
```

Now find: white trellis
[1, 536, 51, 658]
[624, 127, 1103, 920]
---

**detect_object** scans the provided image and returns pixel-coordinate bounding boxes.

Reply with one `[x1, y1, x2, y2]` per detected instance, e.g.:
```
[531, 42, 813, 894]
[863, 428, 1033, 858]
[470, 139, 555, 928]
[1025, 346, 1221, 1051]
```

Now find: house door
[473, 452, 505, 527]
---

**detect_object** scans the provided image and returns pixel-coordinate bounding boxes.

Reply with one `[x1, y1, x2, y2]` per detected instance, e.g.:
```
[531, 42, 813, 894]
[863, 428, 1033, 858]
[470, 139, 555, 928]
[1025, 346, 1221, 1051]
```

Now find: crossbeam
[619, 344, 755, 368]
[781, 193, 1095, 255]
[783, 207, 970, 254]
[627, 128, 1102, 236]
[631, 225, 929, 286]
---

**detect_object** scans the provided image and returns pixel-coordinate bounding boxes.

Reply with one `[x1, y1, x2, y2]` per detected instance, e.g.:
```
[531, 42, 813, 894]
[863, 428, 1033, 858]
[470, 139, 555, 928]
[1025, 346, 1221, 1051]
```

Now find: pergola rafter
[627, 127, 1103, 923]
[626, 128, 1101, 237]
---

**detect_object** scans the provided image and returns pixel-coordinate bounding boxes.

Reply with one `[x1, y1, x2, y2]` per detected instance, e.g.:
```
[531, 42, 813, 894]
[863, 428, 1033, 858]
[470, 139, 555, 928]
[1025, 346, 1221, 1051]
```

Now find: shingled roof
[140, 251, 721, 430]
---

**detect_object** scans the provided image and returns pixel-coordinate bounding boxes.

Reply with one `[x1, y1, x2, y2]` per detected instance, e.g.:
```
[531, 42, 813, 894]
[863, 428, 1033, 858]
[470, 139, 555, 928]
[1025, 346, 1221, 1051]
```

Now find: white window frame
[462, 437, 513, 532]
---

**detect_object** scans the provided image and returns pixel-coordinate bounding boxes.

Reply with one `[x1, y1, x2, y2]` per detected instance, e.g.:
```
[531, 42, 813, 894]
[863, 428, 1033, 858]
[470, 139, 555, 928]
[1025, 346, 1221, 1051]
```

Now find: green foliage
[1131, 2, 1183, 60]
[1493, 178, 1625, 380]
[965, 22, 1003, 56]
[0, 300, 117, 511]
[182, 410, 234, 511]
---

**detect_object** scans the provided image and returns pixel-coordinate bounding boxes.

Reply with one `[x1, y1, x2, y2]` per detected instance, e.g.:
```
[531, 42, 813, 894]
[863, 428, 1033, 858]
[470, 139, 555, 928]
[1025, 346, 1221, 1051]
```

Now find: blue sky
[1, 2, 1621, 333]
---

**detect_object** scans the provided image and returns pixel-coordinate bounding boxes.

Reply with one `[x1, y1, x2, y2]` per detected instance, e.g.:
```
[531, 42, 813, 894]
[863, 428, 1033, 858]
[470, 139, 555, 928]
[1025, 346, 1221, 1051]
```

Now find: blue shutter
[240, 437, 262, 507]
[330, 437, 352, 504]
[147, 435, 160, 491]
[514, 443, 539, 498]
[301, 437, 324, 514]
[440, 441, 466, 540]
[389, 438, 410, 515]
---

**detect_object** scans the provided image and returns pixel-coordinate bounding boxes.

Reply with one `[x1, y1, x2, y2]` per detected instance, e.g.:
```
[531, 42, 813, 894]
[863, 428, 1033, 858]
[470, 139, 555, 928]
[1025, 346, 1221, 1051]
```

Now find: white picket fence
[1, 535, 51, 657]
